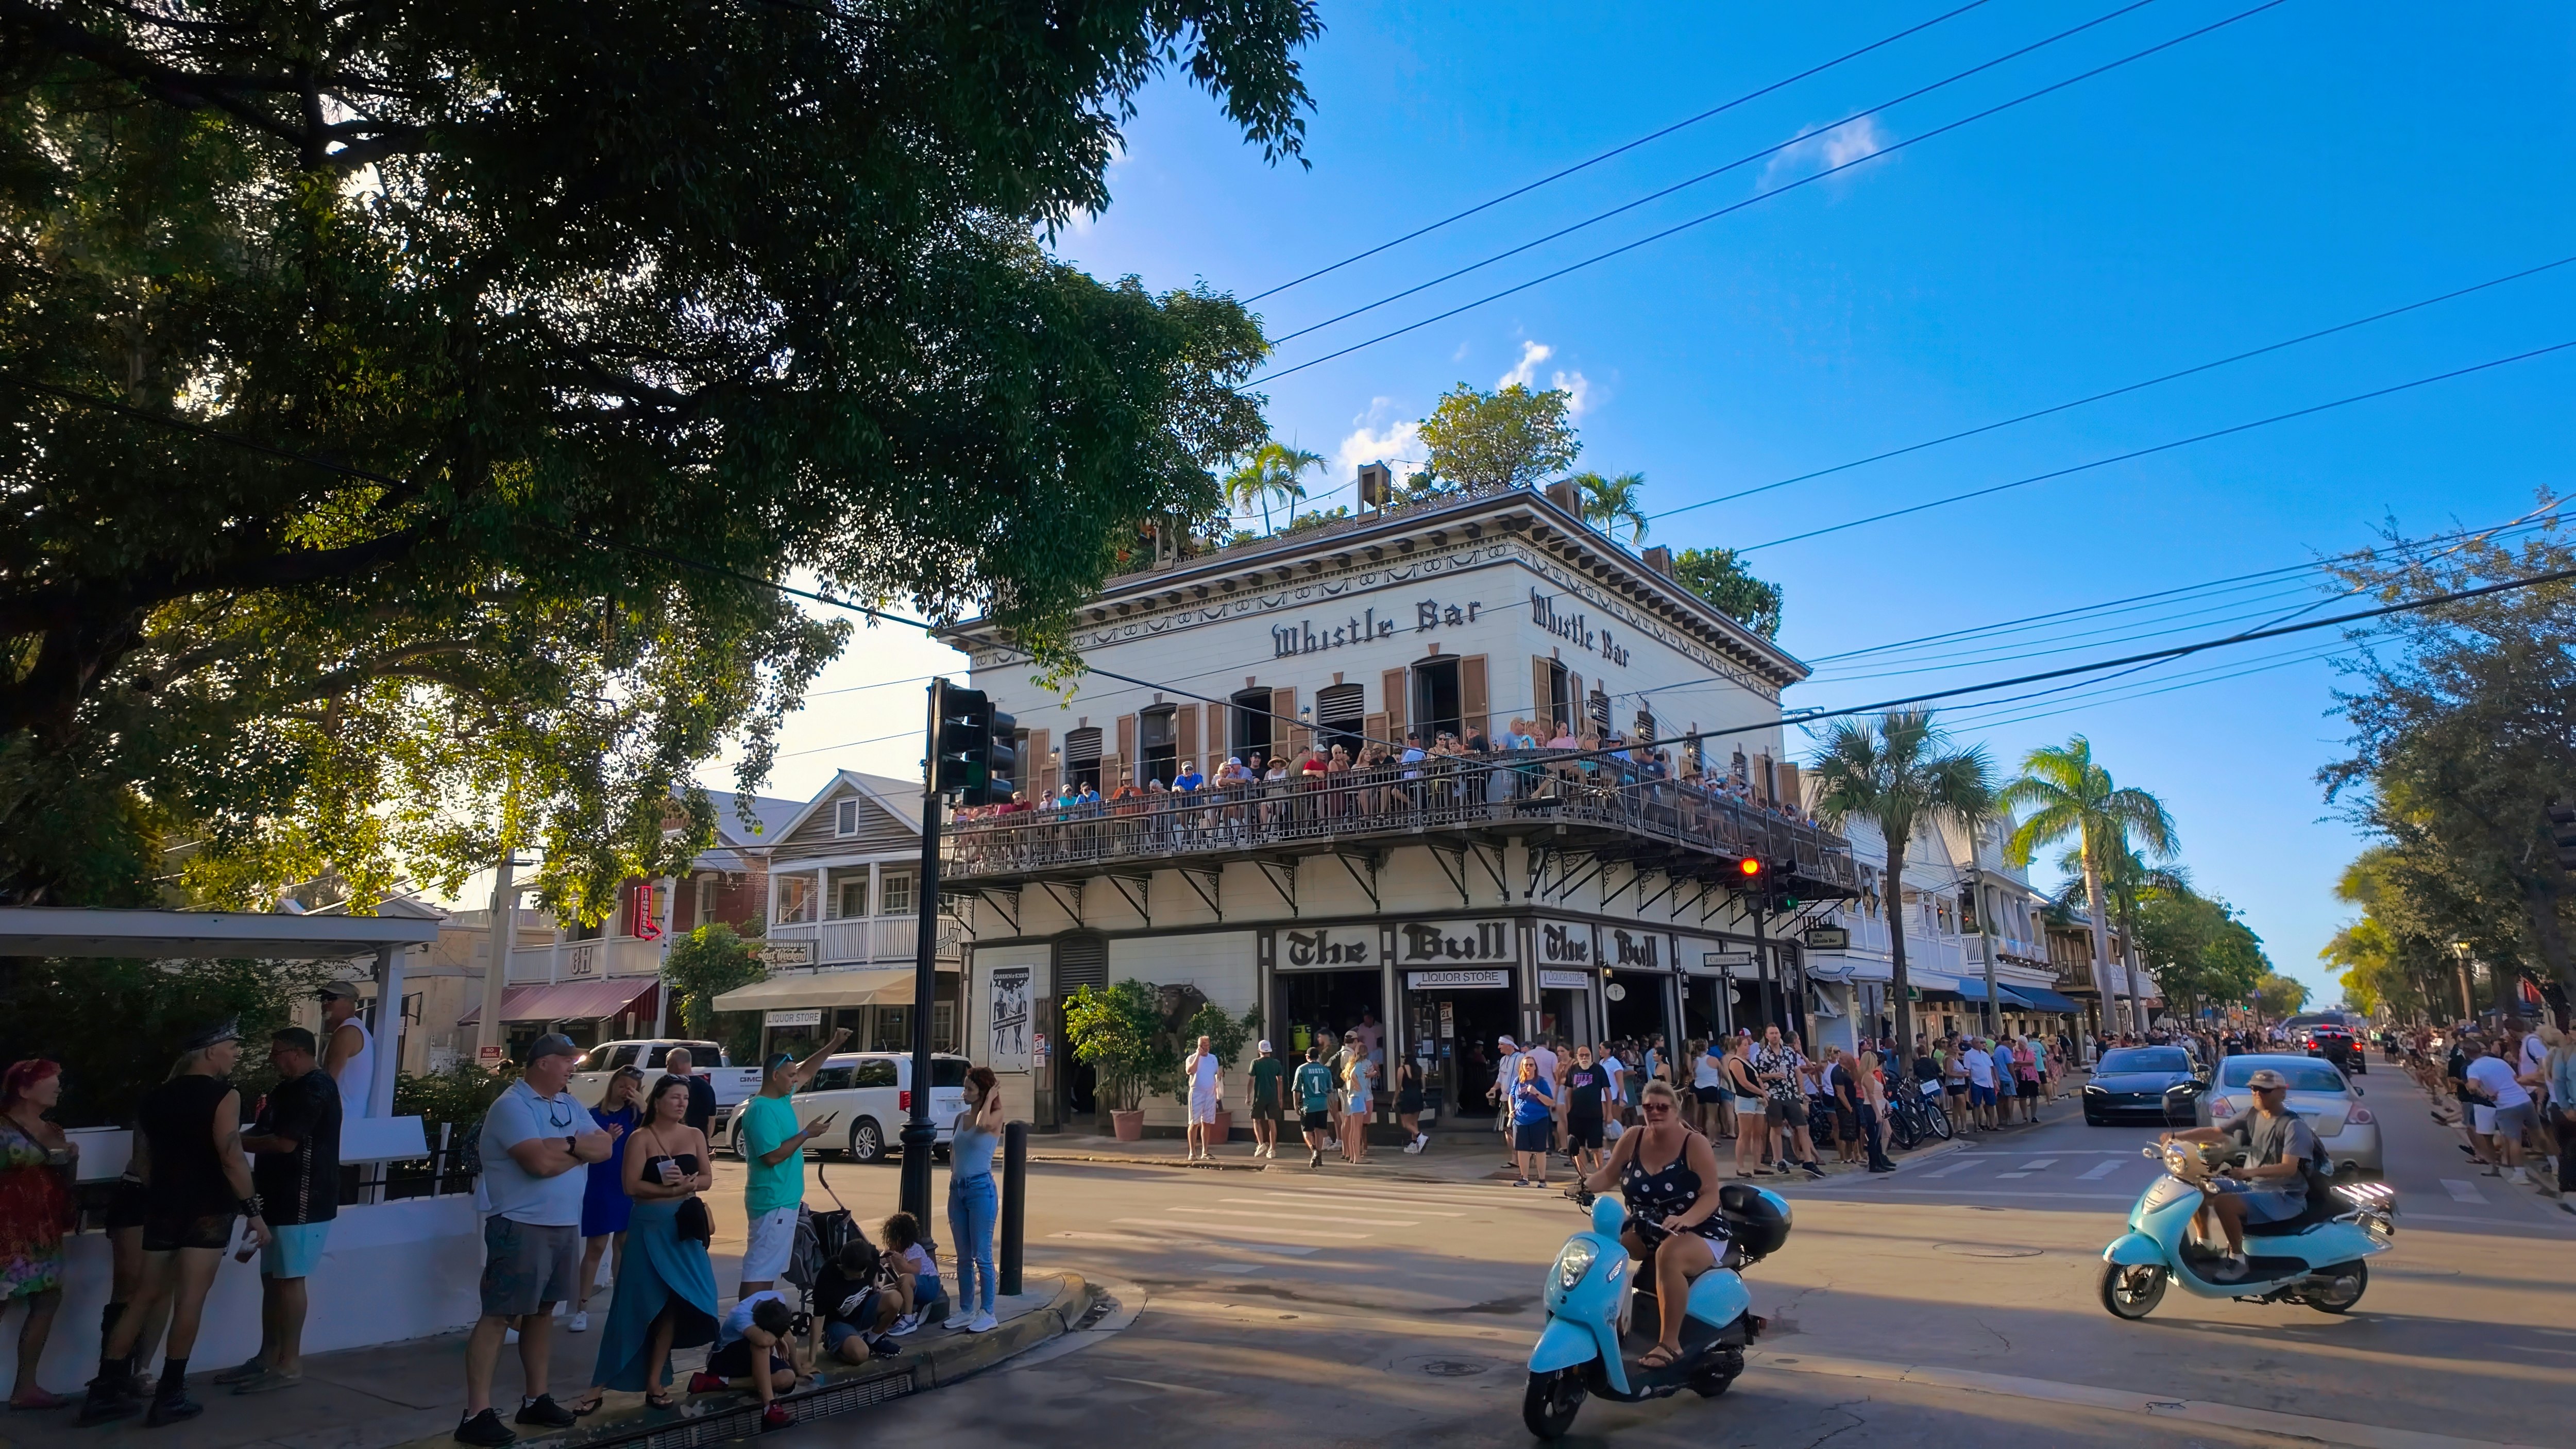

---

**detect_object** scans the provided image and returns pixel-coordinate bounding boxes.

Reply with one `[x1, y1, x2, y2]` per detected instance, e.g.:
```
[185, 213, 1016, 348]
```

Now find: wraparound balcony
[764, 914, 963, 967]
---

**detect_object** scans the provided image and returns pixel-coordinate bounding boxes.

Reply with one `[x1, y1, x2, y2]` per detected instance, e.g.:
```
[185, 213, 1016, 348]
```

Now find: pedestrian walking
[1183, 1034, 1224, 1161]
[317, 982, 374, 1116]
[1247, 1041, 1284, 1159]
[1721, 1038, 1767, 1179]
[1562, 1045, 1608, 1180]
[1509, 1056, 1555, 1188]
[2545, 1027, 2576, 1208]
[570, 1066, 643, 1334]
[1962, 1035, 1997, 1131]
[224, 1028, 343, 1395]
[81, 1020, 274, 1429]
[659, 1049, 719, 1139]
[736, 1029, 851, 1299]
[1489, 1035, 1524, 1167]
[450, 1033, 613, 1445]
[944, 1068, 1003, 1334]
[2, 1059, 75, 1409]
[1752, 1026, 1821, 1179]
[1855, 1051, 1896, 1172]
[1827, 1050, 1863, 1165]
[1341, 1038, 1375, 1165]
[1692, 1037, 1732, 1141]
[567, 1073, 719, 1419]
[1294, 1046, 1335, 1168]
[1394, 1058, 1428, 1154]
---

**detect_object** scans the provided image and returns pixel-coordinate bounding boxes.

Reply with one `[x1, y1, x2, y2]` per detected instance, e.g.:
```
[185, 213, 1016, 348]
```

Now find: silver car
[2195, 1053, 2381, 1176]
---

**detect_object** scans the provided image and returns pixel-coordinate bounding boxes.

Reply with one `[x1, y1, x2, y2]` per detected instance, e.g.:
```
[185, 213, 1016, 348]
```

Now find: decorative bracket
[1636, 870, 1675, 917]
[1039, 879, 1083, 928]
[972, 886, 1020, 935]
[1428, 845, 1471, 909]
[1177, 866, 1222, 921]
[1334, 849, 1383, 913]
[1256, 857, 1299, 917]
[1470, 841, 1511, 904]
[1105, 871, 1151, 929]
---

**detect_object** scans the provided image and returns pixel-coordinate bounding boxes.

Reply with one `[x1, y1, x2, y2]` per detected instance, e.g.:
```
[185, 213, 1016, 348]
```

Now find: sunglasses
[1641, 1102, 1675, 1115]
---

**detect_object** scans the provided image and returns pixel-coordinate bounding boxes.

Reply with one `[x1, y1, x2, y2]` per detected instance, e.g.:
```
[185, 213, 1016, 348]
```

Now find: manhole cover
[1935, 1242, 2044, 1258]
[1395, 1353, 1499, 1378]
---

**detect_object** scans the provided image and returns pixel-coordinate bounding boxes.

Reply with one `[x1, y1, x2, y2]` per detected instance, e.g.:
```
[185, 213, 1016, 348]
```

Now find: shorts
[913, 1273, 947, 1317]
[1513, 1119, 1552, 1153]
[1251, 1100, 1282, 1123]
[262, 1220, 332, 1279]
[2209, 1178, 2304, 1223]
[107, 1180, 149, 1233]
[706, 1339, 791, 1381]
[1993, 1075, 2015, 1098]
[1766, 1097, 1808, 1129]
[1189, 1092, 1222, 1125]
[479, 1216, 580, 1318]
[1970, 1083, 1996, 1107]
[741, 1205, 799, 1283]
[1567, 1117, 1604, 1150]
[1694, 1087, 1728, 1106]
[141, 1207, 239, 1254]
[1301, 1109, 1330, 1132]
[2471, 1103, 2497, 1136]
[2493, 1102, 2533, 1137]
[823, 1311, 876, 1353]
[1734, 1094, 1765, 1116]
[1831, 1105, 1859, 1139]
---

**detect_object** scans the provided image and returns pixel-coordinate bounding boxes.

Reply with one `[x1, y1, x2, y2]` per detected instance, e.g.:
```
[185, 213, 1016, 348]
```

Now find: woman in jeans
[946, 1068, 1005, 1334]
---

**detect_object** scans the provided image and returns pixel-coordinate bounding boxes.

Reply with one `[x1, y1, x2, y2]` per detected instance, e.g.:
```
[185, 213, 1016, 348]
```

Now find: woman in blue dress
[571, 1066, 641, 1333]
[570, 1075, 720, 1413]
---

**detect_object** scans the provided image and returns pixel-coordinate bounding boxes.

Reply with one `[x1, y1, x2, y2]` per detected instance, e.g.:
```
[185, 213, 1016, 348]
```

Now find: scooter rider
[1578, 1080, 1731, 1372]
[2159, 1068, 2315, 1279]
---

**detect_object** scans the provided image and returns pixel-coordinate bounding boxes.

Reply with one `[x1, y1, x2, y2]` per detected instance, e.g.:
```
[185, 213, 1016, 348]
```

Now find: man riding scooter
[1578, 1080, 1731, 1372]
[2160, 1068, 2316, 1280]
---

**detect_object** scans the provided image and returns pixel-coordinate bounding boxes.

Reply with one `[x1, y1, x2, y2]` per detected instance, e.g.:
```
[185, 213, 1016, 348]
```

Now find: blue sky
[749, 1, 2576, 1007]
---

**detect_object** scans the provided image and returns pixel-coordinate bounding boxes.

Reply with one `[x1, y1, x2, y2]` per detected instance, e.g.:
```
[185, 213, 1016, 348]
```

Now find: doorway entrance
[1410, 657, 1461, 743]
[1604, 970, 1669, 1046]
[1276, 969, 1384, 1066]
[1404, 983, 1515, 1124]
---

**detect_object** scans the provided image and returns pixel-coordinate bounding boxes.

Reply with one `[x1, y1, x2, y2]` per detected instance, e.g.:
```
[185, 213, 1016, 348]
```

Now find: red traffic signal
[1738, 856, 1764, 878]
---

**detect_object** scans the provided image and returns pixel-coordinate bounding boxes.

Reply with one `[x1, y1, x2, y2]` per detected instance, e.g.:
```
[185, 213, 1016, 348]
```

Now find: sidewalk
[7, 1274, 1097, 1449]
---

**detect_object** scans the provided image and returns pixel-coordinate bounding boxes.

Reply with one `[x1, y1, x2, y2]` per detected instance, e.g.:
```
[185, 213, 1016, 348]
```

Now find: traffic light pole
[900, 678, 947, 1227]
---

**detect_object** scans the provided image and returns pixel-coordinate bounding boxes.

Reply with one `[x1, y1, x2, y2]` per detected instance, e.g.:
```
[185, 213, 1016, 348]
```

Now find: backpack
[784, 1165, 857, 1301]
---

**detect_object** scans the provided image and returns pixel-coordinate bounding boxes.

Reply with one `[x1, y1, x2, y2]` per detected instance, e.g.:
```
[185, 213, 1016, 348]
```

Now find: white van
[725, 1052, 972, 1164]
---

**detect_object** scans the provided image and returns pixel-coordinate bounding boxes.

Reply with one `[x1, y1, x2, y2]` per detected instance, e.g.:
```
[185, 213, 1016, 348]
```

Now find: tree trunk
[2080, 838, 2119, 1035]
[1888, 828, 1914, 1058]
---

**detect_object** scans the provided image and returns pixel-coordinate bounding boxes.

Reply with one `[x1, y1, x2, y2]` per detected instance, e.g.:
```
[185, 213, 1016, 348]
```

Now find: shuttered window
[1381, 668, 1406, 739]
[1174, 703, 1200, 771]
[1063, 727, 1102, 792]
[1056, 934, 1109, 993]
[1460, 654, 1488, 743]
[1316, 682, 1364, 757]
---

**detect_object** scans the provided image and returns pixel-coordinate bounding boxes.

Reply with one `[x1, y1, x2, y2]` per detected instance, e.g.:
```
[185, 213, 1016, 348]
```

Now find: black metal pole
[1752, 902, 1775, 1031]
[901, 679, 946, 1228]
[998, 1120, 1028, 1296]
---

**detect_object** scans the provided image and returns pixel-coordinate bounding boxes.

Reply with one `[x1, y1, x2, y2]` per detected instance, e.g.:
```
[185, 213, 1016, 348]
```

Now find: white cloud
[1338, 396, 1427, 481]
[1498, 340, 1553, 389]
[1552, 368, 1594, 417]
[1761, 115, 1889, 186]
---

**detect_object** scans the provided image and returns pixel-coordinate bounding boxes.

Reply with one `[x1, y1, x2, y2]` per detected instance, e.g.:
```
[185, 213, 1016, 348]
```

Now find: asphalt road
[750, 1072, 2568, 1449]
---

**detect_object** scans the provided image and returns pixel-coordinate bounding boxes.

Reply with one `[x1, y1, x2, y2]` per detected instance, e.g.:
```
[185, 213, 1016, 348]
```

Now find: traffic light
[2551, 799, 2576, 871]
[981, 707, 1017, 807]
[1772, 860, 1801, 910]
[935, 686, 990, 797]
[1737, 856, 1764, 882]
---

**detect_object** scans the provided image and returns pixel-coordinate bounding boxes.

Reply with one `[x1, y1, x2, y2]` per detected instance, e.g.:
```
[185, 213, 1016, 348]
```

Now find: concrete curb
[390, 1274, 1099, 1449]
[1028, 1151, 1269, 1172]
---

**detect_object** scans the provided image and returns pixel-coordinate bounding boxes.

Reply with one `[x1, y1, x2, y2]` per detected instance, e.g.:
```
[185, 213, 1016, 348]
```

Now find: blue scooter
[2098, 1139, 2395, 1319]
[1522, 1185, 1791, 1440]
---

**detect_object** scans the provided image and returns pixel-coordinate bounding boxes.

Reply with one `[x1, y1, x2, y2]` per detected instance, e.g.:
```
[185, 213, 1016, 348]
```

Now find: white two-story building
[942, 476, 1862, 1135]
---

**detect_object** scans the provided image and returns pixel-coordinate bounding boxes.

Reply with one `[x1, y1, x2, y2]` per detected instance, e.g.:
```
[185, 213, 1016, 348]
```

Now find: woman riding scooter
[1578, 1080, 1731, 1371]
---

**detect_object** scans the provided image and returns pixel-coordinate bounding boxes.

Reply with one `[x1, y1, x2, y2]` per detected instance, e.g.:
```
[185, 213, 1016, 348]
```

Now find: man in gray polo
[455, 1035, 615, 1446]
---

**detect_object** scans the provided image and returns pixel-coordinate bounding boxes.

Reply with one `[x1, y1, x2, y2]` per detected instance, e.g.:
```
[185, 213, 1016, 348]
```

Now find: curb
[393, 1274, 1099, 1449]
[1028, 1151, 1269, 1172]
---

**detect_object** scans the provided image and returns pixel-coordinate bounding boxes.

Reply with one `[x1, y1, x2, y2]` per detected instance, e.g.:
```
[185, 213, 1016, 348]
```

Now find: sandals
[569, 1393, 606, 1418]
[1638, 1345, 1681, 1371]
[643, 1391, 676, 1411]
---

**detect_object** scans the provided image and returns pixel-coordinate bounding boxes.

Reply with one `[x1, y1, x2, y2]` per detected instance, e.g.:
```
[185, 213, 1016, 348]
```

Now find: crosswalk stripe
[1219, 1195, 1467, 1217]
[1996, 1171, 2035, 1179]
[2078, 1160, 2123, 1180]
[2441, 1178, 2487, 1204]
[1923, 1160, 1978, 1178]
[1054, 1229, 1318, 1256]
[2018, 1159, 2058, 1171]
[1168, 1206, 1421, 1226]
[1112, 1217, 1372, 1241]
[1226, 1186, 1549, 1210]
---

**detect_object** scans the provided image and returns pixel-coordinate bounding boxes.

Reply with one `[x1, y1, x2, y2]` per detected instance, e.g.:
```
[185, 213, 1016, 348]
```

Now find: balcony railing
[946, 754, 1855, 888]
[506, 936, 665, 983]
[765, 914, 963, 966]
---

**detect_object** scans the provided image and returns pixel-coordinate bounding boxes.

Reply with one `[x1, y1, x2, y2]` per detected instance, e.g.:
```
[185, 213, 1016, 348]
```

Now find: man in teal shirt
[1293, 1044, 1337, 1169]
[738, 1028, 849, 1298]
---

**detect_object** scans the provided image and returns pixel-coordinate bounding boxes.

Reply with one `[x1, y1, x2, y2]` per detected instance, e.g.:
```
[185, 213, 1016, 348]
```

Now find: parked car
[570, 1039, 765, 1134]
[2305, 1026, 2366, 1075]
[2080, 1046, 2207, 1126]
[724, 1051, 972, 1164]
[2194, 1053, 2381, 1176]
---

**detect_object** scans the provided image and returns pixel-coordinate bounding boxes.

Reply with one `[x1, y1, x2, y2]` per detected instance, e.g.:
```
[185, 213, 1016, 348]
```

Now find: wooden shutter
[1532, 657, 1553, 734]
[1362, 713, 1389, 753]
[1461, 654, 1488, 741]
[1174, 703, 1199, 769]
[1567, 672, 1583, 735]
[1776, 761, 1802, 813]
[1028, 727, 1053, 797]
[1116, 715, 1138, 784]
[1755, 754, 1774, 806]
[1380, 669, 1406, 740]
[1269, 686, 1300, 756]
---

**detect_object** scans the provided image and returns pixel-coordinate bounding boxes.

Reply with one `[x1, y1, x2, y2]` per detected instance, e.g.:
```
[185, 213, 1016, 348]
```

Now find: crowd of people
[2405, 1017, 2569, 1204]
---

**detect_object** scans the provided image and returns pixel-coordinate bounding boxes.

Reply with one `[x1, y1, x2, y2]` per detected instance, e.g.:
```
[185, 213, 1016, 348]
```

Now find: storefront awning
[1951, 977, 2036, 1007]
[2008, 984, 2082, 1014]
[459, 979, 654, 1026]
[711, 965, 956, 1013]
[1909, 973, 1963, 997]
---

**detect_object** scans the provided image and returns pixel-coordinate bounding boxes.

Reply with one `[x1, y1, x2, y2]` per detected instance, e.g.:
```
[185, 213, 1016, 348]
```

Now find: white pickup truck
[569, 1039, 765, 1133]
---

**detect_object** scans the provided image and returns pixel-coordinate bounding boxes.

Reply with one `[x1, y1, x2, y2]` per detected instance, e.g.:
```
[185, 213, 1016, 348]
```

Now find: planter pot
[1110, 1109, 1146, 1142]
[1205, 1109, 1234, 1142]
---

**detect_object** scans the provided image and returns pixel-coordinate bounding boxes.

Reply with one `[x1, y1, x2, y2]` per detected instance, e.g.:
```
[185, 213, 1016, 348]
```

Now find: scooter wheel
[1521, 1369, 1587, 1440]
[1689, 1370, 1737, 1398]
[2098, 1261, 2167, 1320]
[2304, 1260, 2367, 1314]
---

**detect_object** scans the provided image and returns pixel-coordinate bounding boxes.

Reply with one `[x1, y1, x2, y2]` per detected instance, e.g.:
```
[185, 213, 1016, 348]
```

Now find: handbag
[673, 1193, 714, 1244]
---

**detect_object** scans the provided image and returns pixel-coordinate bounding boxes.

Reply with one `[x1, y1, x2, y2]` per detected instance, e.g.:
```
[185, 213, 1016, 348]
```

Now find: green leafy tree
[1225, 442, 1325, 535]
[2002, 736, 2178, 1034]
[1061, 979, 1179, 1112]
[0, 1, 1318, 912]
[0, 956, 335, 1128]
[1669, 547, 1786, 638]
[1415, 383, 1579, 493]
[662, 924, 768, 1066]
[1806, 708, 1994, 1052]
[1570, 470, 1649, 545]
[2253, 971, 2310, 1020]
[2133, 885, 2268, 1021]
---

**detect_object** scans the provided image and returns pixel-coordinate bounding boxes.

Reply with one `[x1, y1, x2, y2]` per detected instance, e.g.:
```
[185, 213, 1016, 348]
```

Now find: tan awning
[712, 965, 955, 1012]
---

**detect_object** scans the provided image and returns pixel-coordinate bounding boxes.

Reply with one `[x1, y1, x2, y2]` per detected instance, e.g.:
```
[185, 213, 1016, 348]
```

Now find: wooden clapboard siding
[772, 779, 916, 861]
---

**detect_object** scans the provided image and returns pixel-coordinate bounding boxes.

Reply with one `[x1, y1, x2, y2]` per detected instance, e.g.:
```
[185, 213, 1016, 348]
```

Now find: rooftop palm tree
[1224, 442, 1324, 536]
[1570, 470, 1649, 546]
[1807, 708, 1994, 1054]
[2001, 736, 2178, 1036]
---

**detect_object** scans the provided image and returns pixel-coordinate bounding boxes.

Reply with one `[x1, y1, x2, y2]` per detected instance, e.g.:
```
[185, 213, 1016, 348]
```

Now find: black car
[2308, 1027, 2366, 1075]
[2080, 1047, 2206, 1126]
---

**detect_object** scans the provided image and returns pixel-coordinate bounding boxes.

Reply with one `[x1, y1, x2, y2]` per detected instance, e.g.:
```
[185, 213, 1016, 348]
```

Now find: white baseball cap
[1498, 1034, 1518, 1048]
[1257, 1039, 1272, 1054]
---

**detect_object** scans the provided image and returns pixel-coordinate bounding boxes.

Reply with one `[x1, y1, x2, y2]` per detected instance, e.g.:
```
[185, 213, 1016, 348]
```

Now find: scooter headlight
[1554, 1239, 1598, 1290]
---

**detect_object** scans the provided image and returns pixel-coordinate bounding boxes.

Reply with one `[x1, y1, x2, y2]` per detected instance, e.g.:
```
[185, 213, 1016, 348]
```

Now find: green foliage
[1061, 978, 1177, 1112]
[1225, 443, 1325, 536]
[662, 925, 768, 1066]
[1569, 471, 1649, 545]
[0, 956, 336, 1128]
[1670, 546, 1786, 638]
[0, 1, 1318, 912]
[2253, 971, 2310, 1019]
[1173, 1002, 1263, 1103]
[2134, 888, 2268, 1017]
[2002, 735, 2178, 1031]
[1416, 383, 1579, 492]
[393, 1059, 520, 1144]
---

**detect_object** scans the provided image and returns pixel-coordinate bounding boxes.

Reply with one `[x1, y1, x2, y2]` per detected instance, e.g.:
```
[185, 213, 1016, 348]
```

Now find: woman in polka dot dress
[1579, 1079, 1731, 1371]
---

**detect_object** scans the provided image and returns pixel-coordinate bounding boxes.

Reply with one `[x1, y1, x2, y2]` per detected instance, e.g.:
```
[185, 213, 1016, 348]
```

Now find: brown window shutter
[1362, 712, 1389, 753]
[1269, 686, 1300, 756]
[1116, 715, 1138, 784]
[1532, 656, 1552, 734]
[1461, 654, 1489, 740]
[1567, 672, 1583, 733]
[1380, 669, 1406, 738]
[1777, 761, 1801, 812]
[1174, 703, 1199, 767]
[1755, 753, 1775, 806]
[1028, 727, 1053, 796]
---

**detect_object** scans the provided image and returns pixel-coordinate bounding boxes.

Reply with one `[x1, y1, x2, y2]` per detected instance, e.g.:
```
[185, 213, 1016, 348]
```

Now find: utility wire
[1243, 0, 1998, 303]
[1265, 0, 2163, 347]
[1245, 0, 2292, 386]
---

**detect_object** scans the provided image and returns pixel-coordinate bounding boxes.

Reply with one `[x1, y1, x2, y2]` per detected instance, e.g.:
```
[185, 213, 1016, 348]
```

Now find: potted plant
[1062, 980, 1174, 1141]
[1177, 1001, 1263, 1143]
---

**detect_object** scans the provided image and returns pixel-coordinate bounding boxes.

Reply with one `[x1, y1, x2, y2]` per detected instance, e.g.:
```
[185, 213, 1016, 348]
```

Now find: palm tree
[1807, 708, 1995, 1055]
[1224, 442, 1324, 536]
[1570, 470, 1649, 546]
[2053, 840, 2191, 1024]
[2000, 736, 2178, 1036]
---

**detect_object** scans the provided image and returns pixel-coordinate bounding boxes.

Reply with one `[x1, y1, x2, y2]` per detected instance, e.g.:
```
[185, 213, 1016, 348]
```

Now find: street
[766, 1072, 2568, 1449]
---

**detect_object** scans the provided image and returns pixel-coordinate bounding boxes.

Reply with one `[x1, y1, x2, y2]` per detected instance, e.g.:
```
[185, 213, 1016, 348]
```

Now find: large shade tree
[2002, 736, 2177, 1035]
[1807, 707, 1994, 1053]
[0, 0, 1320, 915]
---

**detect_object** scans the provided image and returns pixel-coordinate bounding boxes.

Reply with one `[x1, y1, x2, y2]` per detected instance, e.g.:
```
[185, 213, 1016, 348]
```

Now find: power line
[1243, 0, 1999, 304]
[1245, 0, 2292, 386]
[1737, 338, 2576, 553]
[1265, 0, 2165, 347]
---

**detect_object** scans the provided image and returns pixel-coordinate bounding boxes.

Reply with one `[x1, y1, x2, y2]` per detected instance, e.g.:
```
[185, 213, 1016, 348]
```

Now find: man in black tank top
[1563, 1046, 1608, 1175]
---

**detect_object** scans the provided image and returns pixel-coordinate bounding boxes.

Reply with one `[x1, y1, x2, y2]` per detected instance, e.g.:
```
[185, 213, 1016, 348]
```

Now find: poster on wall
[988, 966, 1032, 1072]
